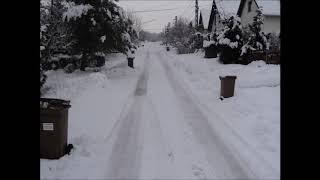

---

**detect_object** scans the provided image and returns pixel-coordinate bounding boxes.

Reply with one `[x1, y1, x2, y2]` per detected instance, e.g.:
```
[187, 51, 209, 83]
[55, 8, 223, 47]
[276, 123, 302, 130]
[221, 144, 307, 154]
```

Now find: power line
[177, 0, 194, 17]
[119, 0, 216, 1]
[131, 7, 180, 13]
[143, 28, 164, 30]
[120, 0, 280, 2]
[142, 19, 157, 24]
[130, 2, 213, 14]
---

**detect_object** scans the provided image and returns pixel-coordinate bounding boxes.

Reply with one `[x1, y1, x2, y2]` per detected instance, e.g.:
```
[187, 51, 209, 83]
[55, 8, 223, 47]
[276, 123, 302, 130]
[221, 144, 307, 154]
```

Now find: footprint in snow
[167, 152, 174, 162]
[192, 164, 205, 178]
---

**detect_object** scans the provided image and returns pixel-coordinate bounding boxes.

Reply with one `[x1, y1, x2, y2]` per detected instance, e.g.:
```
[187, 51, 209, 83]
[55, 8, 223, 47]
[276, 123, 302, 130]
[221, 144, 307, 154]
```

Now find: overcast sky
[117, 0, 215, 33]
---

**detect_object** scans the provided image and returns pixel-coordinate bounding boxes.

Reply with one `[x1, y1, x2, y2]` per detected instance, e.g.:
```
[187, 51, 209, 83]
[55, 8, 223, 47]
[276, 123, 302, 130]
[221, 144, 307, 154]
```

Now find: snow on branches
[62, 3, 93, 22]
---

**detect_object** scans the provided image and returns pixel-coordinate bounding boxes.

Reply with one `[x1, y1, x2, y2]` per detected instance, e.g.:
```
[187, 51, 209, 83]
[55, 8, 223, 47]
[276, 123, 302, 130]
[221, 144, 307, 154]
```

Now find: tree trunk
[80, 53, 88, 71]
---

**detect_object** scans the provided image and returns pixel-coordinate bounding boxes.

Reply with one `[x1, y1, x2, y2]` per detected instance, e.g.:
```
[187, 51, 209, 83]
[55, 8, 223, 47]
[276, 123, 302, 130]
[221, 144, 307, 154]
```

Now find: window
[248, 0, 252, 12]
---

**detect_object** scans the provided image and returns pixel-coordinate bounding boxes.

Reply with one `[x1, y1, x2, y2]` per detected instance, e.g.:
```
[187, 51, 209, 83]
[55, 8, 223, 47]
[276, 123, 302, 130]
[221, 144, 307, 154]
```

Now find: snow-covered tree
[124, 10, 142, 44]
[64, 0, 136, 70]
[241, 8, 268, 58]
[162, 17, 196, 54]
[217, 16, 243, 64]
[40, 0, 75, 71]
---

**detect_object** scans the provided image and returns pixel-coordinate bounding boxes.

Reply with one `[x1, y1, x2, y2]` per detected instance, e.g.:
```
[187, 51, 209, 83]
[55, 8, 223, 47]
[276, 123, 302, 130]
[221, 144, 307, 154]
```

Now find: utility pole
[175, 16, 177, 26]
[51, 0, 54, 16]
[195, 0, 199, 30]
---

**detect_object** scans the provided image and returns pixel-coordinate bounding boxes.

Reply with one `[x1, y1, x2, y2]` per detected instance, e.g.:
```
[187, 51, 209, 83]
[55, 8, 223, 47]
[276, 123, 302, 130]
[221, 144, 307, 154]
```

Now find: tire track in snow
[157, 51, 256, 179]
[147, 50, 217, 178]
[162, 50, 280, 178]
[104, 51, 150, 179]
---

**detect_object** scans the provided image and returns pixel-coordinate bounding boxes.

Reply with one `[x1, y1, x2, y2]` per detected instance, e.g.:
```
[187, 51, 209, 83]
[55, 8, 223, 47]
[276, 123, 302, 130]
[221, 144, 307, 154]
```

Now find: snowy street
[41, 42, 279, 179]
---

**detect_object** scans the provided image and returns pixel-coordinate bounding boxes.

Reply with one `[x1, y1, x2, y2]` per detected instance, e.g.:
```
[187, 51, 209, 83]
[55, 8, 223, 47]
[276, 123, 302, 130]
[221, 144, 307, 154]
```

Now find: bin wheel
[65, 144, 74, 155]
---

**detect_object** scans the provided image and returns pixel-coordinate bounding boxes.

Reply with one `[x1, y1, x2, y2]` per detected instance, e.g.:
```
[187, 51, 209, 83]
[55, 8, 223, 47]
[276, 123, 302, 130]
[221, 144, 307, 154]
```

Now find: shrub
[217, 16, 243, 64]
[64, 63, 76, 73]
[267, 32, 280, 52]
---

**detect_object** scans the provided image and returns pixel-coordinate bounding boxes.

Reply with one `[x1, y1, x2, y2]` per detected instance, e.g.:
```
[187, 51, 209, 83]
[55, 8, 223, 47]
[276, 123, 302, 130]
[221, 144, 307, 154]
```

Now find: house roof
[199, 0, 241, 29]
[200, 8, 212, 29]
[215, 0, 242, 19]
[237, 0, 280, 17]
[257, 0, 280, 16]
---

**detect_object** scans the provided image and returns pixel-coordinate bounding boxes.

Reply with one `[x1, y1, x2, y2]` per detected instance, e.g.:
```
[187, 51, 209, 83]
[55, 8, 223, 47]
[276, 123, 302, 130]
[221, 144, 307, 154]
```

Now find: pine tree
[217, 16, 243, 64]
[40, 0, 75, 71]
[241, 8, 268, 59]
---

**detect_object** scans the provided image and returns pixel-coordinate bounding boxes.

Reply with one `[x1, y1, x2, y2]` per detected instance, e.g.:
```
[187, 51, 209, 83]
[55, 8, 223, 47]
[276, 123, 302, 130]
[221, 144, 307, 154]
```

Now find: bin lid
[40, 98, 71, 110]
[219, 75, 237, 79]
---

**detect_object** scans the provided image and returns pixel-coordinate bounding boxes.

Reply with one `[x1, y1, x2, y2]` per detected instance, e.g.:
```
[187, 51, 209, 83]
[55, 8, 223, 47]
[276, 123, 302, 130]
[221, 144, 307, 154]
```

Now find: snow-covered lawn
[41, 50, 146, 179]
[165, 47, 280, 173]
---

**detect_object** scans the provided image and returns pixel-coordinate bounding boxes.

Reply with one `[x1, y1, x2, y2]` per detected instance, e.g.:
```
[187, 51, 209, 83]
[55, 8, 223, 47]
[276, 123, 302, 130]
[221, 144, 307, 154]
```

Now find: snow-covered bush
[203, 32, 218, 58]
[267, 32, 280, 52]
[203, 32, 218, 48]
[64, 63, 76, 73]
[203, 40, 215, 48]
[217, 16, 243, 64]
[62, 2, 93, 21]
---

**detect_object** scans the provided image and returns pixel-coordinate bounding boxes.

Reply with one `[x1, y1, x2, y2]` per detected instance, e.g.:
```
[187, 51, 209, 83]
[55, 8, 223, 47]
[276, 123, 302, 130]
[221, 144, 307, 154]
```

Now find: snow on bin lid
[219, 75, 237, 79]
[40, 98, 71, 110]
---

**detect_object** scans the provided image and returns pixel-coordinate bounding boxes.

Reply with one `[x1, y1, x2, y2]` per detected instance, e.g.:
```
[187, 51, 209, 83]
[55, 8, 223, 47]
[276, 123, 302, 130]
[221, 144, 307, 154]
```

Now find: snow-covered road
[41, 42, 279, 180]
[103, 43, 278, 179]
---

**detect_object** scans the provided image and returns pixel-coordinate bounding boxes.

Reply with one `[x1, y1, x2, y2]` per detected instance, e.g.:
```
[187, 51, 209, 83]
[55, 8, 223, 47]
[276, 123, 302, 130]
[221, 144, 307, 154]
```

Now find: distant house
[198, 0, 280, 34]
[198, 0, 241, 33]
[237, 0, 280, 34]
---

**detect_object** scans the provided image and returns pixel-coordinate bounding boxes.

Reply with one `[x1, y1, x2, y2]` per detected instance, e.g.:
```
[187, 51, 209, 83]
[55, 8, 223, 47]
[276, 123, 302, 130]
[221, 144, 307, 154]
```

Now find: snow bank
[42, 70, 109, 101]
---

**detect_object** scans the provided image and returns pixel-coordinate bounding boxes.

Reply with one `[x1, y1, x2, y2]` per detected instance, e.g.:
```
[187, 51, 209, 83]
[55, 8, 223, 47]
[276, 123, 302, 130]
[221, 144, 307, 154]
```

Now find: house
[198, 0, 280, 34]
[198, 0, 241, 33]
[237, 0, 280, 34]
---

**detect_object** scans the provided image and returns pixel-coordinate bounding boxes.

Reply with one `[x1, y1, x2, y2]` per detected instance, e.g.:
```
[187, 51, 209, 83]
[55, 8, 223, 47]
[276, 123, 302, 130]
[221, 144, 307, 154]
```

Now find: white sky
[117, 0, 214, 33]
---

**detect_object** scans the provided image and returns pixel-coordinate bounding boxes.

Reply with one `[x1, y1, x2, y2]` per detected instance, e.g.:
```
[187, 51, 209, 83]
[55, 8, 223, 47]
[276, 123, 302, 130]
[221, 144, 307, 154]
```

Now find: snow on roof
[216, 0, 241, 19]
[256, 0, 280, 16]
[200, 8, 212, 29]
